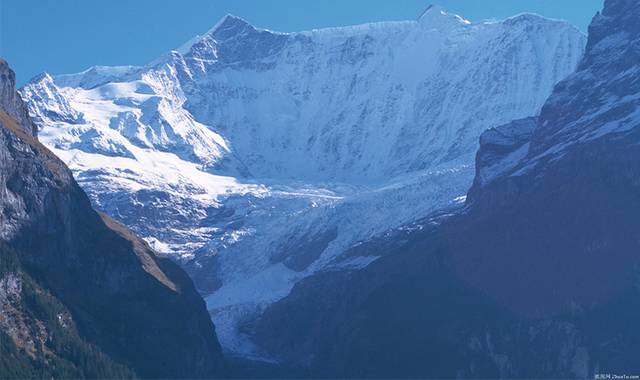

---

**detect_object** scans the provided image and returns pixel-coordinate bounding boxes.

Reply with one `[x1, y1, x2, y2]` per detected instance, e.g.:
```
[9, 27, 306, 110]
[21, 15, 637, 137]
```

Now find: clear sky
[1, 0, 603, 86]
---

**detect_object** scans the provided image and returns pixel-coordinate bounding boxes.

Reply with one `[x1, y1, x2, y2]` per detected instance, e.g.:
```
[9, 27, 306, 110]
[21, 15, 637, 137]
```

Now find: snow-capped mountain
[21, 6, 585, 358]
[0, 59, 226, 379]
[250, 0, 640, 376]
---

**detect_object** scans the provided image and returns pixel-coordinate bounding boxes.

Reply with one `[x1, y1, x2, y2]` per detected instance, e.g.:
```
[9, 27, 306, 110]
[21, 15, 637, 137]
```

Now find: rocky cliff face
[251, 0, 640, 377]
[461, 0, 640, 316]
[0, 61, 226, 378]
[0, 60, 36, 137]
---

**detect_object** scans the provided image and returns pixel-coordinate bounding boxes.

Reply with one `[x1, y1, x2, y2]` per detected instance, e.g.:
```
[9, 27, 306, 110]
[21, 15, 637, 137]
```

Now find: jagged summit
[210, 14, 253, 35]
[0, 59, 37, 136]
[163, 5, 584, 69]
[582, 0, 639, 71]
[171, 15, 253, 56]
[29, 71, 54, 83]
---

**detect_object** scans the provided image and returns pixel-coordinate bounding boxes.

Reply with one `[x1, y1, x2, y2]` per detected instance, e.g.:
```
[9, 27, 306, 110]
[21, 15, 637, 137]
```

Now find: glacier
[20, 6, 586, 359]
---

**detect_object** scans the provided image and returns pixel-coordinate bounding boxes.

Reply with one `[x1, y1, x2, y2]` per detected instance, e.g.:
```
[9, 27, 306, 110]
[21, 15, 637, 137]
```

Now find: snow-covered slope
[21, 6, 585, 358]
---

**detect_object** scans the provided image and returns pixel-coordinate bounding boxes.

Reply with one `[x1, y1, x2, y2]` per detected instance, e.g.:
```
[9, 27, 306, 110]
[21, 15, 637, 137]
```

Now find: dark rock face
[257, 231, 609, 378]
[454, 134, 640, 318]
[272, 228, 338, 271]
[469, 116, 537, 195]
[461, 0, 640, 316]
[529, 0, 640, 155]
[0, 61, 226, 378]
[0, 60, 37, 137]
[251, 0, 640, 377]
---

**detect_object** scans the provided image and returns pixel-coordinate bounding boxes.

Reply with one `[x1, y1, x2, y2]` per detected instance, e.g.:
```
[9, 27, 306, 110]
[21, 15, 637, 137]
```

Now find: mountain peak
[0, 60, 38, 137]
[28, 72, 54, 85]
[209, 14, 253, 38]
[418, 4, 471, 27]
[503, 12, 564, 28]
[584, 0, 639, 68]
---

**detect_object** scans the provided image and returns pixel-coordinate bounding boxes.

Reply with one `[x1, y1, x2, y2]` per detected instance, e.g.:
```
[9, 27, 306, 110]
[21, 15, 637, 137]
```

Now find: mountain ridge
[0, 60, 227, 378]
[21, 8, 586, 358]
[251, 0, 640, 376]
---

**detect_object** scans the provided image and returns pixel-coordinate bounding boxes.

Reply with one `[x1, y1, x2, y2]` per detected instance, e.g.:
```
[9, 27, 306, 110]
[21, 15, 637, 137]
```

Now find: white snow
[21, 8, 586, 359]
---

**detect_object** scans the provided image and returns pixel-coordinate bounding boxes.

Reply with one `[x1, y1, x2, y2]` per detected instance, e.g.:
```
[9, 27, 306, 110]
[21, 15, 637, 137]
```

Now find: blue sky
[1, 0, 603, 86]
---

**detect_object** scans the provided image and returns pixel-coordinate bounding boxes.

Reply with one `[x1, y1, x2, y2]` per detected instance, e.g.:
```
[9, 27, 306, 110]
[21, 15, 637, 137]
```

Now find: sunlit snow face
[21, 9, 586, 358]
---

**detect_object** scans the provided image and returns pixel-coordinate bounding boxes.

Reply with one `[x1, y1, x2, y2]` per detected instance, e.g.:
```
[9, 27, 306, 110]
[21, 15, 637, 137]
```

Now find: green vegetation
[0, 243, 135, 379]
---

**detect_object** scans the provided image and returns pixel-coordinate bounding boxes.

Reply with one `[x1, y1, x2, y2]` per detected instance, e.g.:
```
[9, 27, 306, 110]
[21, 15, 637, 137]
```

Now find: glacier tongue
[21, 9, 586, 359]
